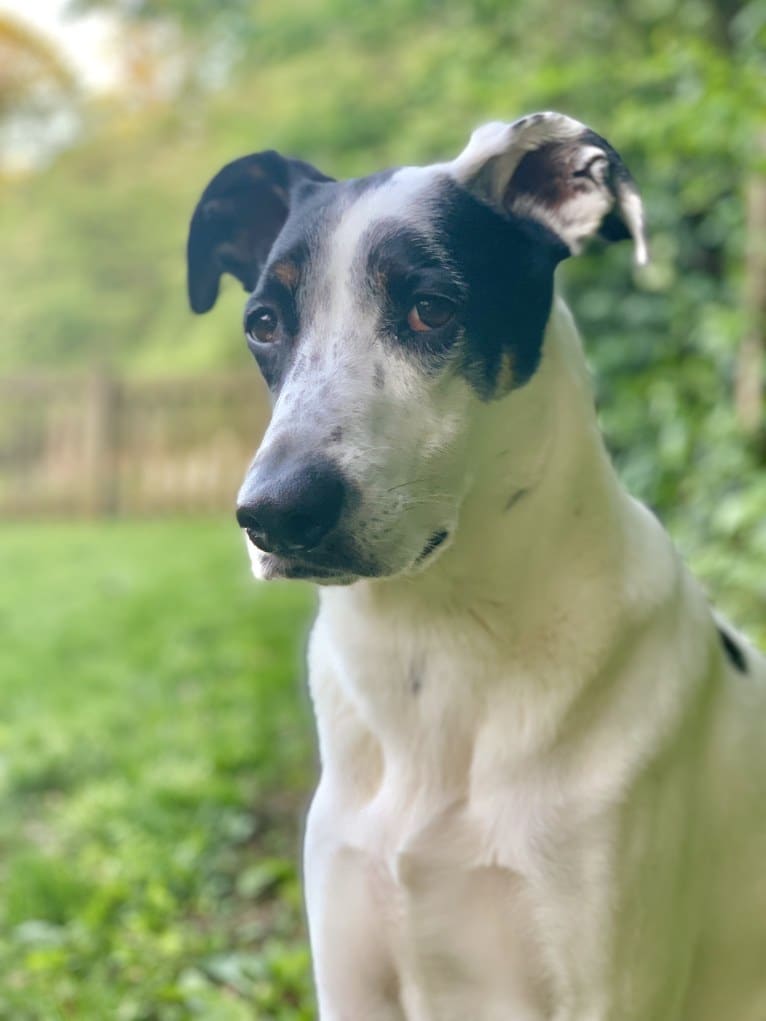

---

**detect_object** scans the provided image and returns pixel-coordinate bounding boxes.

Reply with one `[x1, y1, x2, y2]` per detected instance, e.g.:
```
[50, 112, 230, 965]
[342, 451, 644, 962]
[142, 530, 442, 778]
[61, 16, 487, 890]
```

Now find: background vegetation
[0, 521, 315, 1020]
[0, 0, 764, 1017]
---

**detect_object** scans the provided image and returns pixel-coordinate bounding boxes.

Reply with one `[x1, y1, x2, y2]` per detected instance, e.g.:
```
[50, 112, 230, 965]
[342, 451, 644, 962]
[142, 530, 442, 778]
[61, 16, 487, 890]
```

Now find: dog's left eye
[407, 295, 456, 332]
[245, 307, 279, 344]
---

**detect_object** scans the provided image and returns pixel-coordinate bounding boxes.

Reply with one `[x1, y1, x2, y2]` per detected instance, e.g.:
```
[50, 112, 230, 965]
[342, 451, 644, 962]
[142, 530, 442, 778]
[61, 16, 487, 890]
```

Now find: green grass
[0, 519, 317, 1021]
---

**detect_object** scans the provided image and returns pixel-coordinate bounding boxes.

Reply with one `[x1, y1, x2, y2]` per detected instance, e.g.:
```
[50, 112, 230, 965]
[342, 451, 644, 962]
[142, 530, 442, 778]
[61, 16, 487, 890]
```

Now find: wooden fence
[0, 372, 270, 517]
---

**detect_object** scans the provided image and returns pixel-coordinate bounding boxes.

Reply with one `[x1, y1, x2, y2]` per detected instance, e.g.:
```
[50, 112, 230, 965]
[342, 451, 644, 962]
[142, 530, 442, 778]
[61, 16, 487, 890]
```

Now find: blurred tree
[737, 130, 766, 436]
[0, 13, 75, 120]
[68, 0, 252, 33]
[0, 12, 78, 167]
[67, 0, 256, 98]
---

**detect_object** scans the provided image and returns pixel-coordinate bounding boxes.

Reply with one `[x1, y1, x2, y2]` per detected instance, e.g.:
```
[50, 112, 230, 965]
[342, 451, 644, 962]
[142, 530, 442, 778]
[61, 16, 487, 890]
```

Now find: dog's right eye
[245, 307, 279, 344]
[407, 295, 456, 333]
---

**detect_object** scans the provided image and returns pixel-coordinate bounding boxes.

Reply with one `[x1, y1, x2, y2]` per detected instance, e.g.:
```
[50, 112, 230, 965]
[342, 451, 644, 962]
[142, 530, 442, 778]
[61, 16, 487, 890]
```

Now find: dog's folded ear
[450, 112, 648, 265]
[186, 151, 333, 314]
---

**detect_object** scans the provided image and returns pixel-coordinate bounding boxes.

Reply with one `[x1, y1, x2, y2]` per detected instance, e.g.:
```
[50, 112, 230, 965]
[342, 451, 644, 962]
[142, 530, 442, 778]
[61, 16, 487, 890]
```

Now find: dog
[186, 112, 766, 1021]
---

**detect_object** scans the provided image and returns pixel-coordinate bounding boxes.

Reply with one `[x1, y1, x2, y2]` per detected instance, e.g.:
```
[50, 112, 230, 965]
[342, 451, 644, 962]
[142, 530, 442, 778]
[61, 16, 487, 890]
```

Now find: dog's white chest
[305, 613, 551, 1020]
[305, 564, 766, 1021]
[308, 777, 549, 1021]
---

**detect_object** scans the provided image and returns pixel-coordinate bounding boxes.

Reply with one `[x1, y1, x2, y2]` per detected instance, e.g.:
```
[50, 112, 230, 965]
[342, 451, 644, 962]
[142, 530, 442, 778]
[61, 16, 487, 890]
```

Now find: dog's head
[187, 113, 646, 584]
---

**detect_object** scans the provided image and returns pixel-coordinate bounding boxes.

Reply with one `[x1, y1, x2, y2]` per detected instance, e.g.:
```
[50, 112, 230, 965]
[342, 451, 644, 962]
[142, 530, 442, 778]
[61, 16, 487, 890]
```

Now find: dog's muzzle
[236, 449, 451, 583]
[236, 453, 347, 558]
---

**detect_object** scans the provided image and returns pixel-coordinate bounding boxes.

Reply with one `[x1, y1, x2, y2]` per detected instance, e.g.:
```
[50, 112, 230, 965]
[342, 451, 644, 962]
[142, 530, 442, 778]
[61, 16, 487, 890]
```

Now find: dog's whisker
[384, 478, 432, 493]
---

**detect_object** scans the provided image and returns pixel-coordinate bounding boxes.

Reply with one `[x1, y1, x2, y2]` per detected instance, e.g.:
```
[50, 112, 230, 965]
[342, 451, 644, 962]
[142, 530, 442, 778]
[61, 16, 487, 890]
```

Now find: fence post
[85, 370, 121, 516]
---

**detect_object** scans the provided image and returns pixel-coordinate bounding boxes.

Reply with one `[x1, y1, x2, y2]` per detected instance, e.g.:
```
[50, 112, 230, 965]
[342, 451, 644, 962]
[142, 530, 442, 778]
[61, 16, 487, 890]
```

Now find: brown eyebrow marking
[272, 261, 300, 288]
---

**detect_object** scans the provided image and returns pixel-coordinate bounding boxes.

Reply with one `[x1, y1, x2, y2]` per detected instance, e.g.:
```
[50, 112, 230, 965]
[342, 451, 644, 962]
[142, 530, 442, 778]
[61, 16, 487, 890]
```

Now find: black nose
[236, 457, 346, 556]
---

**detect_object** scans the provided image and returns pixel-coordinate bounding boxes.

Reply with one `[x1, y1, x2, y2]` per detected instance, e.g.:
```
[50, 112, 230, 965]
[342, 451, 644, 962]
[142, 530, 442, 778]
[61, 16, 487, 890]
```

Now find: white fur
[302, 299, 766, 1020]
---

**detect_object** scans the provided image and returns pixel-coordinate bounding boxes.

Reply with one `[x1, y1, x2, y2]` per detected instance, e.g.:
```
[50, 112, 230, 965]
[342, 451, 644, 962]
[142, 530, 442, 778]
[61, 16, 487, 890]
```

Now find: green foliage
[0, 520, 316, 1019]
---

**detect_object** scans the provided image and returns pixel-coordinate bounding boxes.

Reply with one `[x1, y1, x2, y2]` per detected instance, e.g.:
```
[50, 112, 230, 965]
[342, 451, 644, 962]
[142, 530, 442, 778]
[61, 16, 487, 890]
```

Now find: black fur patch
[718, 627, 748, 674]
[437, 178, 568, 397]
[187, 151, 333, 314]
[505, 487, 529, 511]
[363, 222, 464, 366]
[361, 180, 565, 394]
[243, 276, 299, 390]
[243, 186, 336, 391]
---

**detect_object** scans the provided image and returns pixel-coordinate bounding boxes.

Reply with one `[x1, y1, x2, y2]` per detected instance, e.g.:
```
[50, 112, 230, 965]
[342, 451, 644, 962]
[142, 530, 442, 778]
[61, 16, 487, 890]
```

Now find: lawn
[0, 519, 317, 1021]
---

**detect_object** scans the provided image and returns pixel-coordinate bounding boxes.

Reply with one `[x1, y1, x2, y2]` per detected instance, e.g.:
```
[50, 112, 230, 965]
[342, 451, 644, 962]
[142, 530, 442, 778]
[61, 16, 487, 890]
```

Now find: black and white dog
[187, 113, 766, 1021]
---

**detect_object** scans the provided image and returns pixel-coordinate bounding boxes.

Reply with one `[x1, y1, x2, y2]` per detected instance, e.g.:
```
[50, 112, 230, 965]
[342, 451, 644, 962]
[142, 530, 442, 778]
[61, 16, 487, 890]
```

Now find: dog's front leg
[303, 621, 409, 1021]
[304, 783, 407, 1021]
[539, 758, 706, 1021]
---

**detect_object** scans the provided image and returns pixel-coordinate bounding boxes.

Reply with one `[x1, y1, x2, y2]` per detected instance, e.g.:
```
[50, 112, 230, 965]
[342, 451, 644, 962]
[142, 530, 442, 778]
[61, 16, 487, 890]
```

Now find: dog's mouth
[245, 531, 382, 585]
[259, 555, 359, 584]
[245, 526, 452, 584]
